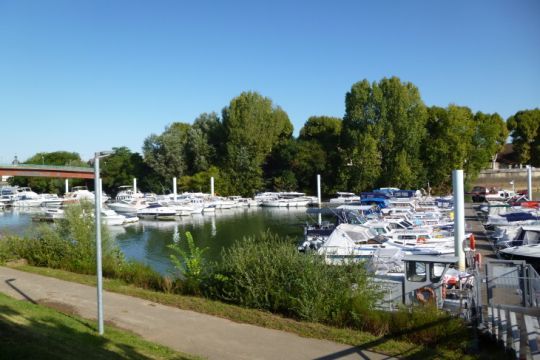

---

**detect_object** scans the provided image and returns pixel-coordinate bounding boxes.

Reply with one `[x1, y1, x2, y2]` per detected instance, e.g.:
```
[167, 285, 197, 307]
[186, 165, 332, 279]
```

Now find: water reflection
[0, 207, 311, 274]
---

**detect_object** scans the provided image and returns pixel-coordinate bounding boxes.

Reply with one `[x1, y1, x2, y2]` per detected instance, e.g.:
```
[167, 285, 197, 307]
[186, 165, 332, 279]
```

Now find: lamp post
[94, 150, 112, 335]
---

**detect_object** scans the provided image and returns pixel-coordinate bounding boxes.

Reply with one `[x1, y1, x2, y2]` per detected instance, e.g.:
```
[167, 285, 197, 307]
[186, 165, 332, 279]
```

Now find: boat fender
[474, 252, 482, 266]
[469, 234, 476, 250]
[417, 237, 426, 244]
[416, 287, 435, 304]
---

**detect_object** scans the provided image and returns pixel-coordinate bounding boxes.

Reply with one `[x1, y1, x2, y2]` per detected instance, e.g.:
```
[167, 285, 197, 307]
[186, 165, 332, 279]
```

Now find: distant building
[492, 144, 521, 169]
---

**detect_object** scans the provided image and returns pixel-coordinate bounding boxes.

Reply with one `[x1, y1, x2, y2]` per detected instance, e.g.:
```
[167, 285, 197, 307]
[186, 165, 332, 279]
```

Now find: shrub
[207, 231, 379, 326]
[115, 260, 163, 291]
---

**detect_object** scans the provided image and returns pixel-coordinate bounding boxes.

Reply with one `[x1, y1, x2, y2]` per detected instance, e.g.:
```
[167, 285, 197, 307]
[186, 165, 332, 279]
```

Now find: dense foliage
[11, 77, 518, 196]
[206, 232, 378, 324]
[507, 108, 540, 166]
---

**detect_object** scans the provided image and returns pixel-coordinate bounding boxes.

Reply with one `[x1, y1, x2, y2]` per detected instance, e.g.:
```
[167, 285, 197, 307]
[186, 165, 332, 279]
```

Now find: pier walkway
[0, 266, 394, 360]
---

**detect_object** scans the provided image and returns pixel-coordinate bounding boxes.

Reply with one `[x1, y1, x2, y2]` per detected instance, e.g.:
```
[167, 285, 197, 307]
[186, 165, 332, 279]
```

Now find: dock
[465, 201, 540, 359]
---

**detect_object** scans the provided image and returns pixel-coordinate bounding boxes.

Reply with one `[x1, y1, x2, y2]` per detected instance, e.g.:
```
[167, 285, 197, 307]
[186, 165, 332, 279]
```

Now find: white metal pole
[210, 177, 215, 197]
[527, 165, 533, 200]
[173, 177, 177, 201]
[133, 178, 137, 194]
[65, 179, 69, 194]
[452, 169, 466, 271]
[94, 154, 104, 335]
[316, 174, 322, 225]
[316, 174, 321, 206]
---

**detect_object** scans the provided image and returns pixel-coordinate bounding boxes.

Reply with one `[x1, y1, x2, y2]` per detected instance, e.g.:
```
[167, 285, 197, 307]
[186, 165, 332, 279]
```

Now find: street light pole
[94, 150, 112, 335]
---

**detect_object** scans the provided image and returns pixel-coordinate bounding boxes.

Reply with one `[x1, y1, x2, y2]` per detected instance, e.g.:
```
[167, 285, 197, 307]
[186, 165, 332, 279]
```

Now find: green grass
[0, 291, 196, 360]
[6, 264, 506, 359]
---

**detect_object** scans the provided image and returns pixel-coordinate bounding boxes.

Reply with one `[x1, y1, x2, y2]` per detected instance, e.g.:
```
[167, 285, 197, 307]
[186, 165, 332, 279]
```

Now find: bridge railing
[0, 164, 93, 172]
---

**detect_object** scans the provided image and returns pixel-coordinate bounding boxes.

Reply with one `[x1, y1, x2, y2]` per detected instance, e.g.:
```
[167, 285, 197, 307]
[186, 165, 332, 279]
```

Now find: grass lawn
[0, 291, 197, 360]
[5, 264, 508, 359]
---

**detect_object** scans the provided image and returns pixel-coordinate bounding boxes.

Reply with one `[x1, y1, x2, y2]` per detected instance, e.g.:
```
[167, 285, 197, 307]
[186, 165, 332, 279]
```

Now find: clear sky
[1, 0, 539, 162]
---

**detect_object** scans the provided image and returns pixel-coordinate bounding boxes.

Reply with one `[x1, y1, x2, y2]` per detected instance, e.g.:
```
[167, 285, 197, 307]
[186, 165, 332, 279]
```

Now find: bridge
[0, 164, 94, 179]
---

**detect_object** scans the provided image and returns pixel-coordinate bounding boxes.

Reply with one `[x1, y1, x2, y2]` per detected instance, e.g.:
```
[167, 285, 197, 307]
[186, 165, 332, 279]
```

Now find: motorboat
[40, 194, 63, 208]
[101, 209, 127, 226]
[329, 192, 361, 204]
[107, 198, 149, 215]
[261, 192, 311, 207]
[136, 203, 176, 220]
[316, 225, 442, 265]
[44, 208, 65, 220]
[63, 186, 108, 205]
[115, 185, 144, 202]
[499, 244, 540, 267]
[494, 225, 540, 249]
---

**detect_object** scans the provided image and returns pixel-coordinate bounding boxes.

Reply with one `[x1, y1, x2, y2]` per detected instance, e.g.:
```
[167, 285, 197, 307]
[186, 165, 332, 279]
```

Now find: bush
[115, 260, 164, 291]
[206, 231, 379, 326]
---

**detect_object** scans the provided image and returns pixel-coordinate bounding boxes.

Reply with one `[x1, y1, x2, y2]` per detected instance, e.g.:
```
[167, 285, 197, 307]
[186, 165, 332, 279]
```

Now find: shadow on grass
[313, 315, 510, 360]
[0, 303, 154, 360]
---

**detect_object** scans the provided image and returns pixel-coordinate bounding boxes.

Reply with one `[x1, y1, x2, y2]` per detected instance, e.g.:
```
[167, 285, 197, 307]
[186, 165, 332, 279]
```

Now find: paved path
[0, 266, 395, 360]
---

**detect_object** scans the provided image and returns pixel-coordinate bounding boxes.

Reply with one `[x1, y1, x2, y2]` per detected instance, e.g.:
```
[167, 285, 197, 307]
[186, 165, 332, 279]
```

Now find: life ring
[416, 287, 436, 304]
[417, 237, 426, 244]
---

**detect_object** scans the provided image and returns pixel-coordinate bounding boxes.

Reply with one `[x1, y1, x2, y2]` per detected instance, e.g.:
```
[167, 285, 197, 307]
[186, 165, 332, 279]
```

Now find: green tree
[340, 77, 427, 190]
[298, 116, 342, 193]
[507, 108, 540, 166]
[100, 147, 149, 196]
[142, 122, 191, 186]
[9, 151, 89, 194]
[186, 112, 224, 173]
[466, 112, 508, 178]
[222, 92, 293, 196]
[423, 105, 475, 190]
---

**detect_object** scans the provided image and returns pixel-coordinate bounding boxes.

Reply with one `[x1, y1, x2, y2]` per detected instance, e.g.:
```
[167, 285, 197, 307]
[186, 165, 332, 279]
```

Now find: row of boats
[299, 189, 465, 273]
[480, 192, 540, 265]
[0, 185, 366, 223]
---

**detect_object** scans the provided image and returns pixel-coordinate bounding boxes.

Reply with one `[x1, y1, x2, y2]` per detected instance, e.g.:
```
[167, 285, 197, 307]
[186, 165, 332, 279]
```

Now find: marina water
[0, 207, 310, 274]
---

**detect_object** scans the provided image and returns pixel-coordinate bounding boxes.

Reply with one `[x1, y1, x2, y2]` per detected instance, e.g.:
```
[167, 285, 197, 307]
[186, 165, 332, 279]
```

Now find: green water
[0, 207, 312, 274]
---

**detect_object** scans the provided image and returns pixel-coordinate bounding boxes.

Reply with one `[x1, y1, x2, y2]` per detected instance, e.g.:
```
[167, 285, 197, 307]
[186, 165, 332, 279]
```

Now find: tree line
[10, 77, 539, 196]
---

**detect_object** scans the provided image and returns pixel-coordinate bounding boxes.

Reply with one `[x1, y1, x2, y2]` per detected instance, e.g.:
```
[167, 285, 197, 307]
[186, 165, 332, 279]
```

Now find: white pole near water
[133, 178, 137, 194]
[173, 177, 177, 201]
[316, 174, 321, 206]
[317, 174, 322, 225]
[65, 179, 69, 194]
[452, 170, 466, 271]
[210, 177, 215, 197]
[527, 165, 533, 200]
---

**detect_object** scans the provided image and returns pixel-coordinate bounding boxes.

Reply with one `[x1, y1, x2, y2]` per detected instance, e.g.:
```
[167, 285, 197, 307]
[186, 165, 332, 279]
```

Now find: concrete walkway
[0, 266, 395, 360]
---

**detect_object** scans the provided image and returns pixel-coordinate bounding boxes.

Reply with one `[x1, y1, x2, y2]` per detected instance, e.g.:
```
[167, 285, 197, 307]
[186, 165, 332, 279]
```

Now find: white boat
[494, 225, 540, 249]
[316, 225, 441, 265]
[40, 194, 63, 208]
[499, 244, 540, 265]
[63, 186, 109, 205]
[101, 209, 127, 226]
[12, 196, 44, 207]
[329, 192, 361, 204]
[261, 192, 311, 207]
[107, 198, 149, 214]
[11, 187, 43, 207]
[115, 185, 144, 202]
[136, 203, 177, 220]
[44, 208, 65, 220]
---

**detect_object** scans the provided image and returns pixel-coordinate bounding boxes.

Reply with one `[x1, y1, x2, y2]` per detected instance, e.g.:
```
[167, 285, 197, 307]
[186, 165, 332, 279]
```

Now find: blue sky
[1, 0, 539, 162]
